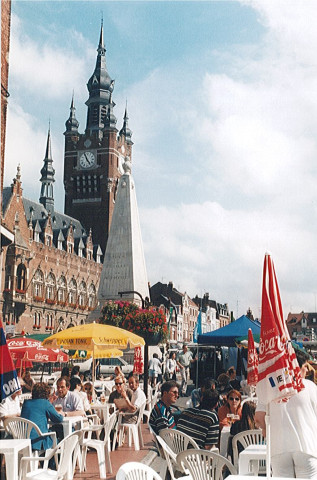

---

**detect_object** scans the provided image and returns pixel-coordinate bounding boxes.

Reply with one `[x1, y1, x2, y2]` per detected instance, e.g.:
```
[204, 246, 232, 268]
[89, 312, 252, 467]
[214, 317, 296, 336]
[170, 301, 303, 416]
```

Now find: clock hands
[84, 152, 93, 166]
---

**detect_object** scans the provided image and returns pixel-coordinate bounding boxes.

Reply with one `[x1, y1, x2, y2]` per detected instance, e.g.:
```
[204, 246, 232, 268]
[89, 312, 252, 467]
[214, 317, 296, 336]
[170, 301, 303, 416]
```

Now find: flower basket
[16, 289, 26, 294]
[100, 301, 168, 344]
[45, 298, 56, 305]
[34, 296, 44, 302]
[69, 303, 78, 309]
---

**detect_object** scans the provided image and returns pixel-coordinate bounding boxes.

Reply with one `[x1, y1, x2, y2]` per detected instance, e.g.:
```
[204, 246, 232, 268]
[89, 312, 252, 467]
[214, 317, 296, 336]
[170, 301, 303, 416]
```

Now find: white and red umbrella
[257, 253, 304, 476]
[257, 254, 304, 403]
[7, 338, 69, 364]
[247, 328, 258, 386]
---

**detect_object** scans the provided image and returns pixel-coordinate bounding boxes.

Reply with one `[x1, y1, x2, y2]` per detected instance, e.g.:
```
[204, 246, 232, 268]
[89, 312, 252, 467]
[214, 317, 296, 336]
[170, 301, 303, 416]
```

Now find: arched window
[33, 312, 41, 329]
[45, 272, 56, 302]
[16, 264, 27, 292]
[33, 269, 44, 299]
[88, 283, 96, 309]
[45, 313, 53, 330]
[68, 278, 77, 306]
[57, 275, 67, 303]
[78, 281, 86, 307]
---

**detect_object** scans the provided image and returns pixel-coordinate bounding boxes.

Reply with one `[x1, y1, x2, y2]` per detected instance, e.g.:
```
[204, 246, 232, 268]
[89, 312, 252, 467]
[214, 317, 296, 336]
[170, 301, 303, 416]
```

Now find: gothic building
[63, 23, 133, 253]
[1, 129, 102, 335]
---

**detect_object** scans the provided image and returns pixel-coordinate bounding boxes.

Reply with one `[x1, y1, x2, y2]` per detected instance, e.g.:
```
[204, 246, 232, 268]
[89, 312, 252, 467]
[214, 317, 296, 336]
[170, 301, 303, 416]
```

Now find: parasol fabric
[133, 346, 144, 375]
[0, 320, 21, 401]
[42, 322, 145, 350]
[69, 347, 123, 359]
[247, 328, 258, 386]
[257, 254, 304, 405]
[9, 345, 69, 363]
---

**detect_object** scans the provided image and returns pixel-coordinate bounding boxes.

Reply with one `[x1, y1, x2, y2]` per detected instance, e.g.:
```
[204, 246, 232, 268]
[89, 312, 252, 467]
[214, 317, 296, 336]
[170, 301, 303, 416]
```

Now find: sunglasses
[169, 390, 179, 396]
[115, 382, 123, 386]
[229, 397, 239, 401]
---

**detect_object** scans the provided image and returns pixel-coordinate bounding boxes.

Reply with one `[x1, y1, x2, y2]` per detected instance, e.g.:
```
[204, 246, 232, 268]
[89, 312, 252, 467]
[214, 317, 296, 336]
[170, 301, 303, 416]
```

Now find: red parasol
[133, 346, 144, 375]
[8, 338, 69, 364]
[257, 254, 305, 477]
[257, 254, 304, 404]
[247, 328, 258, 386]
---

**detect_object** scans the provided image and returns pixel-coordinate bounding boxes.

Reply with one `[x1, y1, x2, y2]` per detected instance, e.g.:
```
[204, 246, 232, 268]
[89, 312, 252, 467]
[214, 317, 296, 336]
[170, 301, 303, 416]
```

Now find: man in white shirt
[255, 356, 317, 478]
[176, 345, 195, 396]
[0, 389, 22, 422]
[53, 377, 85, 417]
[120, 375, 146, 424]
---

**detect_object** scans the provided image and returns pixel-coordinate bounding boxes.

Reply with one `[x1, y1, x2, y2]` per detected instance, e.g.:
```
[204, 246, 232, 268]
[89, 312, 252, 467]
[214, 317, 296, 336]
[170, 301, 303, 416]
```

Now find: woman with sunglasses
[218, 389, 242, 430]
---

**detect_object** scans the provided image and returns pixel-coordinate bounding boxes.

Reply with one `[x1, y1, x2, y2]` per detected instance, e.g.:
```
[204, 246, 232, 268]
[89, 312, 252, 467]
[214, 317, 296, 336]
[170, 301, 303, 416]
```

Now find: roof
[198, 315, 261, 347]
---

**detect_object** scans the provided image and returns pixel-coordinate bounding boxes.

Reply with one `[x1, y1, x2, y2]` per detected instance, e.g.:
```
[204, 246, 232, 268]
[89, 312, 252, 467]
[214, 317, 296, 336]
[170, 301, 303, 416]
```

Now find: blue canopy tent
[198, 315, 261, 347]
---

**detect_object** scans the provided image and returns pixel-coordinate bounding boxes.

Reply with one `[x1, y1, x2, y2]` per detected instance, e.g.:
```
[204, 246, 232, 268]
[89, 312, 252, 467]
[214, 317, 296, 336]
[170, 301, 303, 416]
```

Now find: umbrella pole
[265, 402, 271, 477]
[144, 344, 149, 399]
[196, 344, 199, 389]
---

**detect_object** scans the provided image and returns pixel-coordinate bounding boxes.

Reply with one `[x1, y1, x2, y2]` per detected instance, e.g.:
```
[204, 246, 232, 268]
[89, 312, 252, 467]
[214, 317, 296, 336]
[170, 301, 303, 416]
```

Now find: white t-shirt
[131, 387, 146, 409]
[166, 358, 176, 374]
[0, 394, 21, 420]
[149, 358, 161, 375]
[257, 379, 317, 458]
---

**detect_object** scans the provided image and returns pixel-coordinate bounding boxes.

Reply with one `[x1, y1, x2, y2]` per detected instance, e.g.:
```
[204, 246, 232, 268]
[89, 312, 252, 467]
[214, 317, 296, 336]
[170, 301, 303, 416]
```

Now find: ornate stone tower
[63, 23, 133, 253]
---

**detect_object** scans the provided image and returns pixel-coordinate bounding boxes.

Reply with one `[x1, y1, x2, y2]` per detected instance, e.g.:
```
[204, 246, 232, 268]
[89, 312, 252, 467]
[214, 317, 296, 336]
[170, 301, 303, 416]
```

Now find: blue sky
[6, 1, 317, 318]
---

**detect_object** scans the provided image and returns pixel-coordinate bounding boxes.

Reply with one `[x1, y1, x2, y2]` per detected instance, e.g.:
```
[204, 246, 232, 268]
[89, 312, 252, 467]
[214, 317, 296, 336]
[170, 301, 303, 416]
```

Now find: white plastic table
[61, 416, 84, 437]
[91, 402, 116, 422]
[219, 426, 231, 457]
[0, 438, 31, 480]
[238, 444, 267, 474]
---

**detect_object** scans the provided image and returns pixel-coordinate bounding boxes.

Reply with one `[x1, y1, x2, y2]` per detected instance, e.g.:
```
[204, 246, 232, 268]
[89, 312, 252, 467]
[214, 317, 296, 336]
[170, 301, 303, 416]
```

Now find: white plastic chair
[117, 402, 146, 451]
[148, 424, 168, 480]
[176, 449, 237, 480]
[116, 461, 163, 480]
[160, 428, 200, 452]
[20, 430, 81, 480]
[156, 435, 191, 480]
[143, 391, 159, 423]
[81, 411, 117, 479]
[4, 416, 58, 467]
[232, 429, 265, 475]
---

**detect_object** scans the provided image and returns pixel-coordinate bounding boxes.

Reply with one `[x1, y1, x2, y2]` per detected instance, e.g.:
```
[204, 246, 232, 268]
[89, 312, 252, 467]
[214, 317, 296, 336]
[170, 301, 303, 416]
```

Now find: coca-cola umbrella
[257, 253, 304, 476]
[247, 328, 258, 387]
[7, 337, 69, 365]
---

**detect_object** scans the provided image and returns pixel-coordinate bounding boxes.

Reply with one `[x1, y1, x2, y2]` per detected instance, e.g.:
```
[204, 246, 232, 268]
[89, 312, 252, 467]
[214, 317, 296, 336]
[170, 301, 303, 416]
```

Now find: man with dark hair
[177, 389, 219, 450]
[149, 380, 179, 434]
[53, 377, 85, 417]
[191, 377, 216, 408]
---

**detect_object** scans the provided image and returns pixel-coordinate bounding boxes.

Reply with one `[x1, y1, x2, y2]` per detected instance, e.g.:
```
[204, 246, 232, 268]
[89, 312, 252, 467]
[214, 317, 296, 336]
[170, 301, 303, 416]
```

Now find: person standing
[166, 352, 177, 381]
[177, 389, 220, 450]
[255, 355, 317, 478]
[176, 345, 195, 396]
[148, 353, 162, 387]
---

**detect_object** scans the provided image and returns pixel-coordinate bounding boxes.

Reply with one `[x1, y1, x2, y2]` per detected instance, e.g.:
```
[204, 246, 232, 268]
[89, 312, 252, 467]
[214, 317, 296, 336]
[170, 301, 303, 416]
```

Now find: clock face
[79, 151, 96, 169]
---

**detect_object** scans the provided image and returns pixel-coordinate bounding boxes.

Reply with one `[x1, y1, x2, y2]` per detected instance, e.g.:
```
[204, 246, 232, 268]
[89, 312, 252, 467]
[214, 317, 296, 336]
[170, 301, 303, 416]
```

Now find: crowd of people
[1, 345, 316, 479]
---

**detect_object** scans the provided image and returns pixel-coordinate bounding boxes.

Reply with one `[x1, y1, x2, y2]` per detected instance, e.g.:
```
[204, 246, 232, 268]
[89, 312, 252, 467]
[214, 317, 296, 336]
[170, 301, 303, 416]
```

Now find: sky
[5, 0, 317, 319]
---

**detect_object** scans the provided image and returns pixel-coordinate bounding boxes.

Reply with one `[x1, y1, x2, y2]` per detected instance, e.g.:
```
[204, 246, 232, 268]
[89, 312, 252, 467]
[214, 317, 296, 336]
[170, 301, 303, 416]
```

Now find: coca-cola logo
[259, 335, 284, 357]
[248, 351, 258, 365]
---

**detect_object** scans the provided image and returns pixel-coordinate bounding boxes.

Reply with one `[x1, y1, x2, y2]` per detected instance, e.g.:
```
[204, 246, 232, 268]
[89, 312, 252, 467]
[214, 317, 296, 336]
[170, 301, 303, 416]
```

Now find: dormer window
[68, 244, 73, 254]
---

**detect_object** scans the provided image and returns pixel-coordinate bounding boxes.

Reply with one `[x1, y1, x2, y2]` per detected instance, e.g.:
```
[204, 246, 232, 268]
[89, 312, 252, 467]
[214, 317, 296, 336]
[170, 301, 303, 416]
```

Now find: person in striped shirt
[149, 380, 179, 434]
[177, 389, 219, 449]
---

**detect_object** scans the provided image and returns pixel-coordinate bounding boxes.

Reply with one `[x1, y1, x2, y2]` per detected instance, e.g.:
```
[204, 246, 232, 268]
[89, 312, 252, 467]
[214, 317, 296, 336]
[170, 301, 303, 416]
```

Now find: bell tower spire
[65, 92, 79, 134]
[119, 101, 133, 145]
[39, 123, 55, 214]
[85, 21, 117, 135]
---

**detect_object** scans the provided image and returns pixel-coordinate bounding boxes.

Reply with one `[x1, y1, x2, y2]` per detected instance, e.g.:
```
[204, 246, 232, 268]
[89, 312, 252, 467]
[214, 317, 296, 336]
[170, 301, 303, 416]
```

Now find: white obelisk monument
[88, 157, 149, 321]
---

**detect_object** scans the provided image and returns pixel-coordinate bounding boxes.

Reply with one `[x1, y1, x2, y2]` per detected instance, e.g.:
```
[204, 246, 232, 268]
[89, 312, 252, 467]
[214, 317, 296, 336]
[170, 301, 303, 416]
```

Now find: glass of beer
[55, 404, 63, 414]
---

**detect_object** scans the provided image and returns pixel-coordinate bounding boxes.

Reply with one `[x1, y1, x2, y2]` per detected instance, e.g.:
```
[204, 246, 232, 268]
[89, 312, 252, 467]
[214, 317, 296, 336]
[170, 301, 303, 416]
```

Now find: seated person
[118, 375, 146, 424]
[177, 389, 220, 450]
[191, 377, 216, 408]
[227, 367, 241, 391]
[53, 377, 85, 417]
[228, 400, 256, 459]
[0, 389, 22, 432]
[70, 377, 92, 415]
[70, 365, 81, 379]
[109, 375, 132, 410]
[83, 381, 95, 403]
[216, 373, 233, 405]
[149, 380, 179, 434]
[21, 382, 63, 451]
[21, 370, 34, 394]
[218, 389, 242, 430]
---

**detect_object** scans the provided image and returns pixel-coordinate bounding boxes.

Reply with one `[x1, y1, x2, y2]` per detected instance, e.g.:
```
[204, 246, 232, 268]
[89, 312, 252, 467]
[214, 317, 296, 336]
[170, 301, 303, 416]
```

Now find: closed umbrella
[257, 253, 304, 476]
[247, 328, 258, 387]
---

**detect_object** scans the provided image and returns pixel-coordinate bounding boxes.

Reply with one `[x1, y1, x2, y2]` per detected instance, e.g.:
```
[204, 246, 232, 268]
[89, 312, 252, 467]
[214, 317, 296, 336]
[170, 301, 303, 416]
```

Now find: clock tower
[63, 23, 133, 253]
